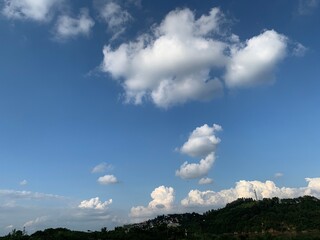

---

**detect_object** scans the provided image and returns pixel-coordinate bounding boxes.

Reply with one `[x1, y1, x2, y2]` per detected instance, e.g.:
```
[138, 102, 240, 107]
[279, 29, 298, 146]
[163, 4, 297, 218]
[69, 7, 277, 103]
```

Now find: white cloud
[2, 0, 62, 21]
[0, 189, 64, 200]
[176, 153, 215, 180]
[176, 124, 222, 180]
[102, 7, 226, 108]
[181, 177, 320, 208]
[91, 162, 112, 173]
[78, 197, 112, 210]
[180, 124, 222, 158]
[19, 180, 28, 186]
[130, 186, 174, 219]
[101, 7, 298, 108]
[97, 174, 118, 185]
[224, 30, 287, 88]
[199, 177, 213, 185]
[23, 216, 48, 228]
[54, 8, 94, 40]
[98, 1, 132, 39]
[292, 42, 307, 57]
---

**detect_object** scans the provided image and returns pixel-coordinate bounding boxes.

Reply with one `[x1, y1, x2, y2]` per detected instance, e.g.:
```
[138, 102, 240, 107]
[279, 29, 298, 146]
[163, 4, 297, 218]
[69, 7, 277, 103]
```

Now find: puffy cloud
[181, 178, 320, 208]
[102, 7, 226, 108]
[91, 162, 112, 173]
[199, 177, 213, 185]
[176, 153, 215, 179]
[97, 174, 118, 185]
[78, 197, 112, 210]
[54, 8, 94, 40]
[2, 0, 62, 21]
[130, 186, 174, 219]
[176, 124, 222, 180]
[180, 124, 222, 158]
[97, 1, 132, 39]
[101, 7, 298, 108]
[224, 30, 287, 88]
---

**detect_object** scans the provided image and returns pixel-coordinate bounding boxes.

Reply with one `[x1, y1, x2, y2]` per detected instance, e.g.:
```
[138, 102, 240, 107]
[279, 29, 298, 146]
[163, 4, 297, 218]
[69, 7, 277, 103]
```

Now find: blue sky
[1, 0, 320, 235]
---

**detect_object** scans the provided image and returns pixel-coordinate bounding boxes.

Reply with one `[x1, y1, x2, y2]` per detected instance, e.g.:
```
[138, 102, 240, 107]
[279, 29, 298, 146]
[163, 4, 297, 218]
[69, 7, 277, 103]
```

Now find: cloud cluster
[101, 7, 296, 108]
[130, 186, 174, 219]
[176, 124, 222, 180]
[54, 8, 94, 40]
[181, 177, 320, 208]
[98, 174, 118, 185]
[78, 197, 112, 210]
[2, 0, 62, 21]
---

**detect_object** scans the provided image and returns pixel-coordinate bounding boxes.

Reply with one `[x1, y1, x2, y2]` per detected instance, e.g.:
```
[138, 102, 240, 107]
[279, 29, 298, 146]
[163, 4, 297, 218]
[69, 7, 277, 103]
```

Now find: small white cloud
[274, 172, 284, 178]
[180, 124, 222, 158]
[181, 177, 320, 208]
[97, 175, 118, 185]
[130, 186, 174, 219]
[198, 177, 213, 185]
[224, 30, 288, 88]
[5, 225, 14, 229]
[19, 180, 28, 186]
[98, 1, 131, 39]
[78, 197, 112, 210]
[2, 0, 62, 21]
[91, 162, 112, 173]
[0, 189, 65, 200]
[54, 8, 94, 40]
[292, 42, 307, 57]
[176, 153, 215, 180]
[23, 216, 48, 228]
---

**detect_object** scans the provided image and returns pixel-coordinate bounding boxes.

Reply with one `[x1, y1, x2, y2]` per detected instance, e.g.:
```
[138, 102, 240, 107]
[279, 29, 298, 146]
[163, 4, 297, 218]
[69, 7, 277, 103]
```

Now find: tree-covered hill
[2, 196, 320, 240]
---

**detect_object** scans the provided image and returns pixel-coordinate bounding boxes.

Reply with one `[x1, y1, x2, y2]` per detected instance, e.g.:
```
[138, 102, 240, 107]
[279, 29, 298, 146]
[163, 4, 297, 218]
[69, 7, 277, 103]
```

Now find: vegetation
[2, 196, 320, 239]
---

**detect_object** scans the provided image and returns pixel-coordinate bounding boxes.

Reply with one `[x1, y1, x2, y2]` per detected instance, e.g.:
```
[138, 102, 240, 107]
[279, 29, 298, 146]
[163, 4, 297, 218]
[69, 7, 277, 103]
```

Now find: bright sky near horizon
[1, 0, 320, 235]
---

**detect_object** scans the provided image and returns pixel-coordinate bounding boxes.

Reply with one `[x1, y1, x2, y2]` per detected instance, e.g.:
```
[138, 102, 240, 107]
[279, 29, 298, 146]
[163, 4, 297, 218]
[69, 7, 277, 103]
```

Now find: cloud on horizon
[181, 177, 320, 208]
[130, 186, 175, 220]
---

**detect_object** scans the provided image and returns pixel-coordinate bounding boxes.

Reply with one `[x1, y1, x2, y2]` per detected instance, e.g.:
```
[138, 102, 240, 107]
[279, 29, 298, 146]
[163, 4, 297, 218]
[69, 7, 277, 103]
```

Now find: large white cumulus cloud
[181, 178, 320, 208]
[130, 186, 175, 219]
[101, 7, 298, 108]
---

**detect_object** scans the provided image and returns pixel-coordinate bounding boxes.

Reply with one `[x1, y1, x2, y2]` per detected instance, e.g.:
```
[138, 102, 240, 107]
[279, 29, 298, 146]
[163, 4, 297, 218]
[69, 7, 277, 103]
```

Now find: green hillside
[2, 196, 320, 240]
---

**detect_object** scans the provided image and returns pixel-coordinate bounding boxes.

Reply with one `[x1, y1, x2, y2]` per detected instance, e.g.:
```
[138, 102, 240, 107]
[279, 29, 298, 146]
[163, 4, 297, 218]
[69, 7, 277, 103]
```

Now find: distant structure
[253, 189, 258, 201]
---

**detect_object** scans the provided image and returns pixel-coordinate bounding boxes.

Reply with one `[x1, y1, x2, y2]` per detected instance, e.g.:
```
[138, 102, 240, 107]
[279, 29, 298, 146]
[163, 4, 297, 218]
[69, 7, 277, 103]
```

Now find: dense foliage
[2, 196, 320, 240]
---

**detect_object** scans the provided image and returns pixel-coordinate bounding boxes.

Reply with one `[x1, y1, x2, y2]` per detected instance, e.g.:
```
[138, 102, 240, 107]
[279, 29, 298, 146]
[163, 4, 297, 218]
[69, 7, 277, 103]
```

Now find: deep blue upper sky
[0, 0, 320, 235]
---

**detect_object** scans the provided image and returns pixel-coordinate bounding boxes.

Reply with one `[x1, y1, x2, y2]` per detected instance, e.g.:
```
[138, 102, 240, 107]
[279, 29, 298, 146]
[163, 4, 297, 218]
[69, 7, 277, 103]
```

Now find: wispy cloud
[298, 0, 319, 15]
[91, 162, 112, 173]
[97, 1, 132, 40]
[2, 0, 63, 22]
[53, 8, 94, 41]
